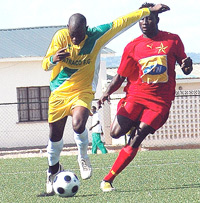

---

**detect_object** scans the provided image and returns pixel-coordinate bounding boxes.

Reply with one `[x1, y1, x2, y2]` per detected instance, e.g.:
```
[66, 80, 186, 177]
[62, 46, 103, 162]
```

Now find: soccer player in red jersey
[98, 2, 193, 192]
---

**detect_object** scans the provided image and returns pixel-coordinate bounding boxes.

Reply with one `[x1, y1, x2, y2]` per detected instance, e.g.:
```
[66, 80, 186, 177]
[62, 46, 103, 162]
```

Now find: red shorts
[117, 96, 171, 131]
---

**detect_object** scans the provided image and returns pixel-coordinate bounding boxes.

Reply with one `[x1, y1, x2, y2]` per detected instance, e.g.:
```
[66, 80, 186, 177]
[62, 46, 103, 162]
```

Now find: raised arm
[97, 74, 125, 109]
[149, 4, 170, 13]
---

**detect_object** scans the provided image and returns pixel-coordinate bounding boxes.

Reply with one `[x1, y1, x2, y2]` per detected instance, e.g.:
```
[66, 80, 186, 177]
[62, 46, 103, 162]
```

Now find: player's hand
[181, 57, 193, 75]
[149, 4, 170, 13]
[97, 93, 111, 109]
[53, 48, 70, 63]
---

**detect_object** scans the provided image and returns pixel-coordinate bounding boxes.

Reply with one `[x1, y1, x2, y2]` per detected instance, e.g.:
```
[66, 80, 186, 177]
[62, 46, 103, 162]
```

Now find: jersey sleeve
[113, 8, 150, 31]
[42, 30, 65, 71]
[117, 43, 136, 77]
[95, 8, 150, 48]
[174, 35, 187, 66]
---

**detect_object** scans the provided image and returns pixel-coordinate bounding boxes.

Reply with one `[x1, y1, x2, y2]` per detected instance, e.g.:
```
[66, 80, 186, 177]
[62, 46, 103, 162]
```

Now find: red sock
[104, 145, 138, 182]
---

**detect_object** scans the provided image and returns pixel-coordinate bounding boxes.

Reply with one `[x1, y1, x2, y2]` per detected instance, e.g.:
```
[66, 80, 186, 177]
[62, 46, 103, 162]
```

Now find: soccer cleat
[100, 180, 115, 192]
[46, 164, 64, 194]
[78, 157, 92, 180]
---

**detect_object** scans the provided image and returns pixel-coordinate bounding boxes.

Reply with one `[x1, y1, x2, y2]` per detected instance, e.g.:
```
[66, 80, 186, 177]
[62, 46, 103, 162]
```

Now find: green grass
[0, 149, 200, 203]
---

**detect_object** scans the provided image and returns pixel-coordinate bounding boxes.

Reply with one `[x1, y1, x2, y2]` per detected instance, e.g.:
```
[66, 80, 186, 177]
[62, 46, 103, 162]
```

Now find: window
[17, 86, 50, 122]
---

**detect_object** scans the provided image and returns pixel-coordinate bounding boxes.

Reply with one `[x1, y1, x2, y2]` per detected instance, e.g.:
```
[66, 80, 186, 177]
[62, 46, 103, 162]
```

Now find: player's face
[68, 25, 87, 45]
[139, 13, 158, 37]
[91, 107, 96, 113]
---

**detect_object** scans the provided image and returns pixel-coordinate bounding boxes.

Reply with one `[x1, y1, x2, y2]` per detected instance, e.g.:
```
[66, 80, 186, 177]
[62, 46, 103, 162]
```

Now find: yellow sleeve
[113, 8, 150, 29]
[94, 8, 150, 49]
[42, 30, 66, 71]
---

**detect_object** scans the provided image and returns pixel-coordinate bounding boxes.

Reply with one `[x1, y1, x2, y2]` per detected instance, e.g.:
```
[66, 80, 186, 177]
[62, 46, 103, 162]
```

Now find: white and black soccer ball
[53, 171, 80, 197]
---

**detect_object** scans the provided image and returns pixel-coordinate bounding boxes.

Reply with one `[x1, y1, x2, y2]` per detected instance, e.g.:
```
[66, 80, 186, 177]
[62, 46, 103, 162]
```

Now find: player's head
[68, 13, 87, 45]
[139, 3, 159, 38]
[91, 106, 97, 113]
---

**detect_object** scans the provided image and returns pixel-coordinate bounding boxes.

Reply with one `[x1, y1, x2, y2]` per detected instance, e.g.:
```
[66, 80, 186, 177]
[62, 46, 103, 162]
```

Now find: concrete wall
[0, 57, 200, 149]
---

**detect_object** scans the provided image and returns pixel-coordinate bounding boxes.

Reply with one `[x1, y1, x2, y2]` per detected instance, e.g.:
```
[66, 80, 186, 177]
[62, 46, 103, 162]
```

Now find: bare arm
[149, 4, 170, 14]
[89, 120, 100, 131]
[97, 74, 125, 109]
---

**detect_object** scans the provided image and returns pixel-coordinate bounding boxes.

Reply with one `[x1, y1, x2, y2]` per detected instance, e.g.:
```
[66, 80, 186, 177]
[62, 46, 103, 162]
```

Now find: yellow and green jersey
[42, 8, 150, 97]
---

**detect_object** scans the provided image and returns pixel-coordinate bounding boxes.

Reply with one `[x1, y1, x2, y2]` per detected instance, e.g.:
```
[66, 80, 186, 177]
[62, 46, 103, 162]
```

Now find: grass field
[0, 148, 200, 203]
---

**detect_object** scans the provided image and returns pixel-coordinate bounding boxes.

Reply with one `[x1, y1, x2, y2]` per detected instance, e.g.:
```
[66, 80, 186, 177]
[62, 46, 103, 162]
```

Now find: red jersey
[117, 30, 187, 102]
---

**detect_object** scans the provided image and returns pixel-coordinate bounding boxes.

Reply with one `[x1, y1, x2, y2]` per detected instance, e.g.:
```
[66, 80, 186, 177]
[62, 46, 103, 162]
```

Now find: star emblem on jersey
[156, 43, 168, 54]
[147, 44, 153, 49]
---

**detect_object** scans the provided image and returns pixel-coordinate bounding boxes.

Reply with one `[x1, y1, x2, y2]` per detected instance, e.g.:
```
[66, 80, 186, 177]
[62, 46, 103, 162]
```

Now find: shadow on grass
[37, 192, 97, 198]
[37, 184, 200, 198]
[37, 192, 55, 197]
[116, 183, 200, 193]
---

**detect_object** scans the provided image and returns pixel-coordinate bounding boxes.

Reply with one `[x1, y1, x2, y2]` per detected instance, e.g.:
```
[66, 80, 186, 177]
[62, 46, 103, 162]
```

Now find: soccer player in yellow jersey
[42, 4, 170, 194]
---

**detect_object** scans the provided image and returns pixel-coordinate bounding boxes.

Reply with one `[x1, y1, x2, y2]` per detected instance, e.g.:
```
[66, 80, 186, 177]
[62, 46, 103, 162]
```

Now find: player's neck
[143, 29, 159, 39]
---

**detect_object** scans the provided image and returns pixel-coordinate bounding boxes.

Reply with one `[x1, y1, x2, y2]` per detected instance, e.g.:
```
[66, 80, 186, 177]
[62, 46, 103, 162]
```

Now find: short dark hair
[68, 13, 87, 28]
[140, 2, 158, 18]
[139, 2, 155, 9]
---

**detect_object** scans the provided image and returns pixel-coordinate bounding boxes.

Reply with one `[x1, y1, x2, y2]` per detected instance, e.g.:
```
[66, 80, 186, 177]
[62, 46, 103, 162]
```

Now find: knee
[72, 107, 89, 134]
[110, 129, 121, 139]
[110, 133, 121, 139]
[73, 120, 85, 134]
[73, 126, 85, 134]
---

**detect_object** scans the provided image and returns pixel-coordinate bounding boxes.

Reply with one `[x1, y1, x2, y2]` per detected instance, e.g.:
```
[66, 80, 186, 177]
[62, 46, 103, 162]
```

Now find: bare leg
[49, 116, 68, 142]
[72, 106, 90, 134]
[101, 121, 154, 188]
[128, 122, 155, 148]
[110, 114, 137, 138]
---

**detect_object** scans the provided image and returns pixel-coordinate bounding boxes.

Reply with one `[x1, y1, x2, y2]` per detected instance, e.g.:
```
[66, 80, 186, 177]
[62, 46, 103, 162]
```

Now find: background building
[0, 26, 200, 150]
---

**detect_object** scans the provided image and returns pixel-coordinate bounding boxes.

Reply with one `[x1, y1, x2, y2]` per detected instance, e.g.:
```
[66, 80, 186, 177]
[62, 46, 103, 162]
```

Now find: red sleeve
[174, 35, 187, 66]
[117, 42, 136, 77]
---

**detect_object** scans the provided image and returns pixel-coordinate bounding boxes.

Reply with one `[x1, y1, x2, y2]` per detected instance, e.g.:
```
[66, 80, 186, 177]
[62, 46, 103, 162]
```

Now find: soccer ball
[53, 171, 80, 197]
